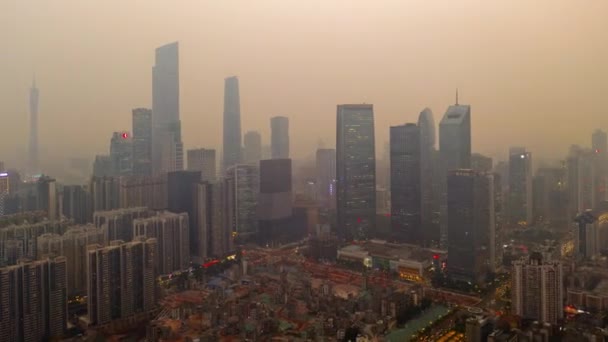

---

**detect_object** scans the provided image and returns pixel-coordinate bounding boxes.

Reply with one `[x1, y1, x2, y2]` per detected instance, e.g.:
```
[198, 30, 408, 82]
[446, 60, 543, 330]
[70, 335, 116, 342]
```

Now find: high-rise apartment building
[223, 76, 242, 171]
[110, 131, 133, 176]
[119, 174, 168, 210]
[93, 155, 113, 177]
[439, 102, 471, 247]
[244, 131, 262, 165]
[37, 225, 105, 295]
[28, 78, 39, 174]
[90, 176, 121, 211]
[271, 116, 289, 159]
[187, 148, 216, 182]
[132, 108, 153, 176]
[471, 153, 493, 173]
[0, 257, 68, 340]
[508, 148, 533, 225]
[512, 253, 563, 324]
[225, 164, 259, 242]
[315, 148, 336, 209]
[258, 159, 293, 244]
[390, 123, 421, 244]
[336, 104, 376, 240]
[93, 207, 153, 243]
[418, 108, 438, 245]
[61, 184, 92, 224]
[87, 238, 157, 326]
[447, 170, 494, 284]
[133, 212, 189, 275]
[152, 42, 183, 174]
[0, 220, 71, 264]
[0, 172, 8, 216]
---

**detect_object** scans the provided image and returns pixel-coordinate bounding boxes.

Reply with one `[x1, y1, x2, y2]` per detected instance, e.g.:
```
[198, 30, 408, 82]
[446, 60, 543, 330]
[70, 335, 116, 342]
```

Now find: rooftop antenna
[455, 88, 459, 105]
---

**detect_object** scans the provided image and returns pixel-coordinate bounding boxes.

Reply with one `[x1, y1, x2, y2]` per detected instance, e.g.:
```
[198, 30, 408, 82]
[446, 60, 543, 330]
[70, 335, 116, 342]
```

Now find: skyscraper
[315, 148, 336, 209]
[447, 170, 493, 284]
[225, 164, 259, 242]
[119, 174, 168, 210]
[93, 207, 153, 243]
[187, 148, 217, 182]
[223, 76, 242, 171]
[508, 148, 533, 225]
[168, 170, 201, 255]
[258, 159, 293, 244]
[592, 129, 608, 205]
[110, 131, 133, 176]
[271, 116, 289, 159]
[0, 172, 8, 216]
[244, 131, 262, 165]
[132, 108, 153, 176]
[439, 101, 471, 246]
[29, 78, 39, 174]
[90, 176, 121, 211]
[471, 153, 493, 173]
[0, 257, 68, 341]
[390, 123, 421, 243]
[152, 42, 183, 174]
[61, 184, 92, 224]
[336, 104, 376, 240]
[512, 253, 563, 324]
[418, 108, 438, 245]
[38, 176, 58, 221]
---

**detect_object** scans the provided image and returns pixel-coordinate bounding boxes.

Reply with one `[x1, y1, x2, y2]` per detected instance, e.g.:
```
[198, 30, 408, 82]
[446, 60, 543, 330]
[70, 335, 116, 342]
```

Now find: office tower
[132, 108, 153, 176]
[0, 172, 8, 216]
[93, 155, 113, 177]
[262, 145, 272, 160]
[193, 182, 212, 259]
[336, 104, 376, 240]
[508, 148, 533, 225]
[187, 148, 217, 182]
[471, 153, 493, 173]
[110, 131, 133, 176]
[223, 76, 242, 171]
[87, 238, 157, 326]
[418, 108, 438, 245]
[511, 253, 563, 324]
[244, 131, 262, 165]
[0, 257, 68, 340]
[574, 210, 599, 259]
[592, 130, 608, 206]
[61, 184, 92, 224]
[225, 164, 259, 242]
[390, 123, 421, 244]
[90, 176, 121, 211]
[533, 166, 568, 224]
[258, 159, 293, 244]
[271, 116, 290, 159]
[447, 170, 493, 284]
[133, 212, 189, 274]
[38, 176, 57, 220]
[37, 225, 104, 295]
[439, 101, 471, 246]
[315, 148, 336, 208]
[93, 207, 153, 243]
[28, 78, 40, 174]
[167, 170, 201, 254]
[492, 173, 504, 270]
[119, 174, 168, 210]
[206, 181, 231, 257]
[152, 42, 183, 174]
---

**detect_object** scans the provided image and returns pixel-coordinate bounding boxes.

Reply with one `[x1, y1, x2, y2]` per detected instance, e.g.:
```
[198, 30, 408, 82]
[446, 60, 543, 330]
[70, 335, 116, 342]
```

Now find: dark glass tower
[271, 116, 289, 159]
[336, 104, 376, 240]
[132, 108, 153, 176]
[390, 123, 421, 243]
[223, 76, 242, 171]
[418, 108, 438, 245]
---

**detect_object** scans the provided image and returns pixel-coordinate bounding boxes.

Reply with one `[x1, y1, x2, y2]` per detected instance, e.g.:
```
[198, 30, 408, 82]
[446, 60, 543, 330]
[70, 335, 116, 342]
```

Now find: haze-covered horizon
[2, 0, 608, 173]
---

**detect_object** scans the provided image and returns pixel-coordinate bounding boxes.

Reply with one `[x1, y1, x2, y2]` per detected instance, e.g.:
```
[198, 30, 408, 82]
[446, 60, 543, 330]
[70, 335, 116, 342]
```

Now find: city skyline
[3, 1, 608, 173]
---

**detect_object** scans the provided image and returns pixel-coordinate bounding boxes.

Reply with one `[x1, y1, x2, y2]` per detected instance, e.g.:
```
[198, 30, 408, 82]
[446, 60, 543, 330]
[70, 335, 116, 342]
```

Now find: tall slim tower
[223, 76, 242, 171]
[132, 108, 153, 176]
[418, 108, 437, 245]
[508, 148, 533, 225]
[29, 78, 39, 174]
[244, 131, 262, 165]
[152, 42, 182, 174]
[336, 104, 376, 240]
[271, 116, 290, 159]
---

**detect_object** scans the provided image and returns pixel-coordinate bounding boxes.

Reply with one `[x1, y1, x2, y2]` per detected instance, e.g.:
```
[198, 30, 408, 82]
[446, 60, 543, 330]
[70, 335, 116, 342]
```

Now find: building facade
[244, 131, 262, 165]
[271, 116, 289, 159]
[223, 76, 242, 171]
[132, 108, 153, 176]
[187, 148, 216, 182]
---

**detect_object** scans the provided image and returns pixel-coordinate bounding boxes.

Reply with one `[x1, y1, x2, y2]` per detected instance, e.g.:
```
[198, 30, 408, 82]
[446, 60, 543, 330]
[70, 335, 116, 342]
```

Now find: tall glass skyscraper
[223, 76, 242, 171]
[336, 104, 376, 240]
[132, 108, 152, 176]
[271, 116, 289, 159]
[29, 78, 39, 174]
[439, 102, 471, 247]
[418, 108, 438, 245]
[390, 123, 421, 243]
[243, 131, 262, 165]
[152, 42, 183, 174]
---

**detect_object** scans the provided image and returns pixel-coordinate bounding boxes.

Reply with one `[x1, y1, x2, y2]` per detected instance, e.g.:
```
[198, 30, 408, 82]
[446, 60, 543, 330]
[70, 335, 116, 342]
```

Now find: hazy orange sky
[1, 0, 607, 170]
